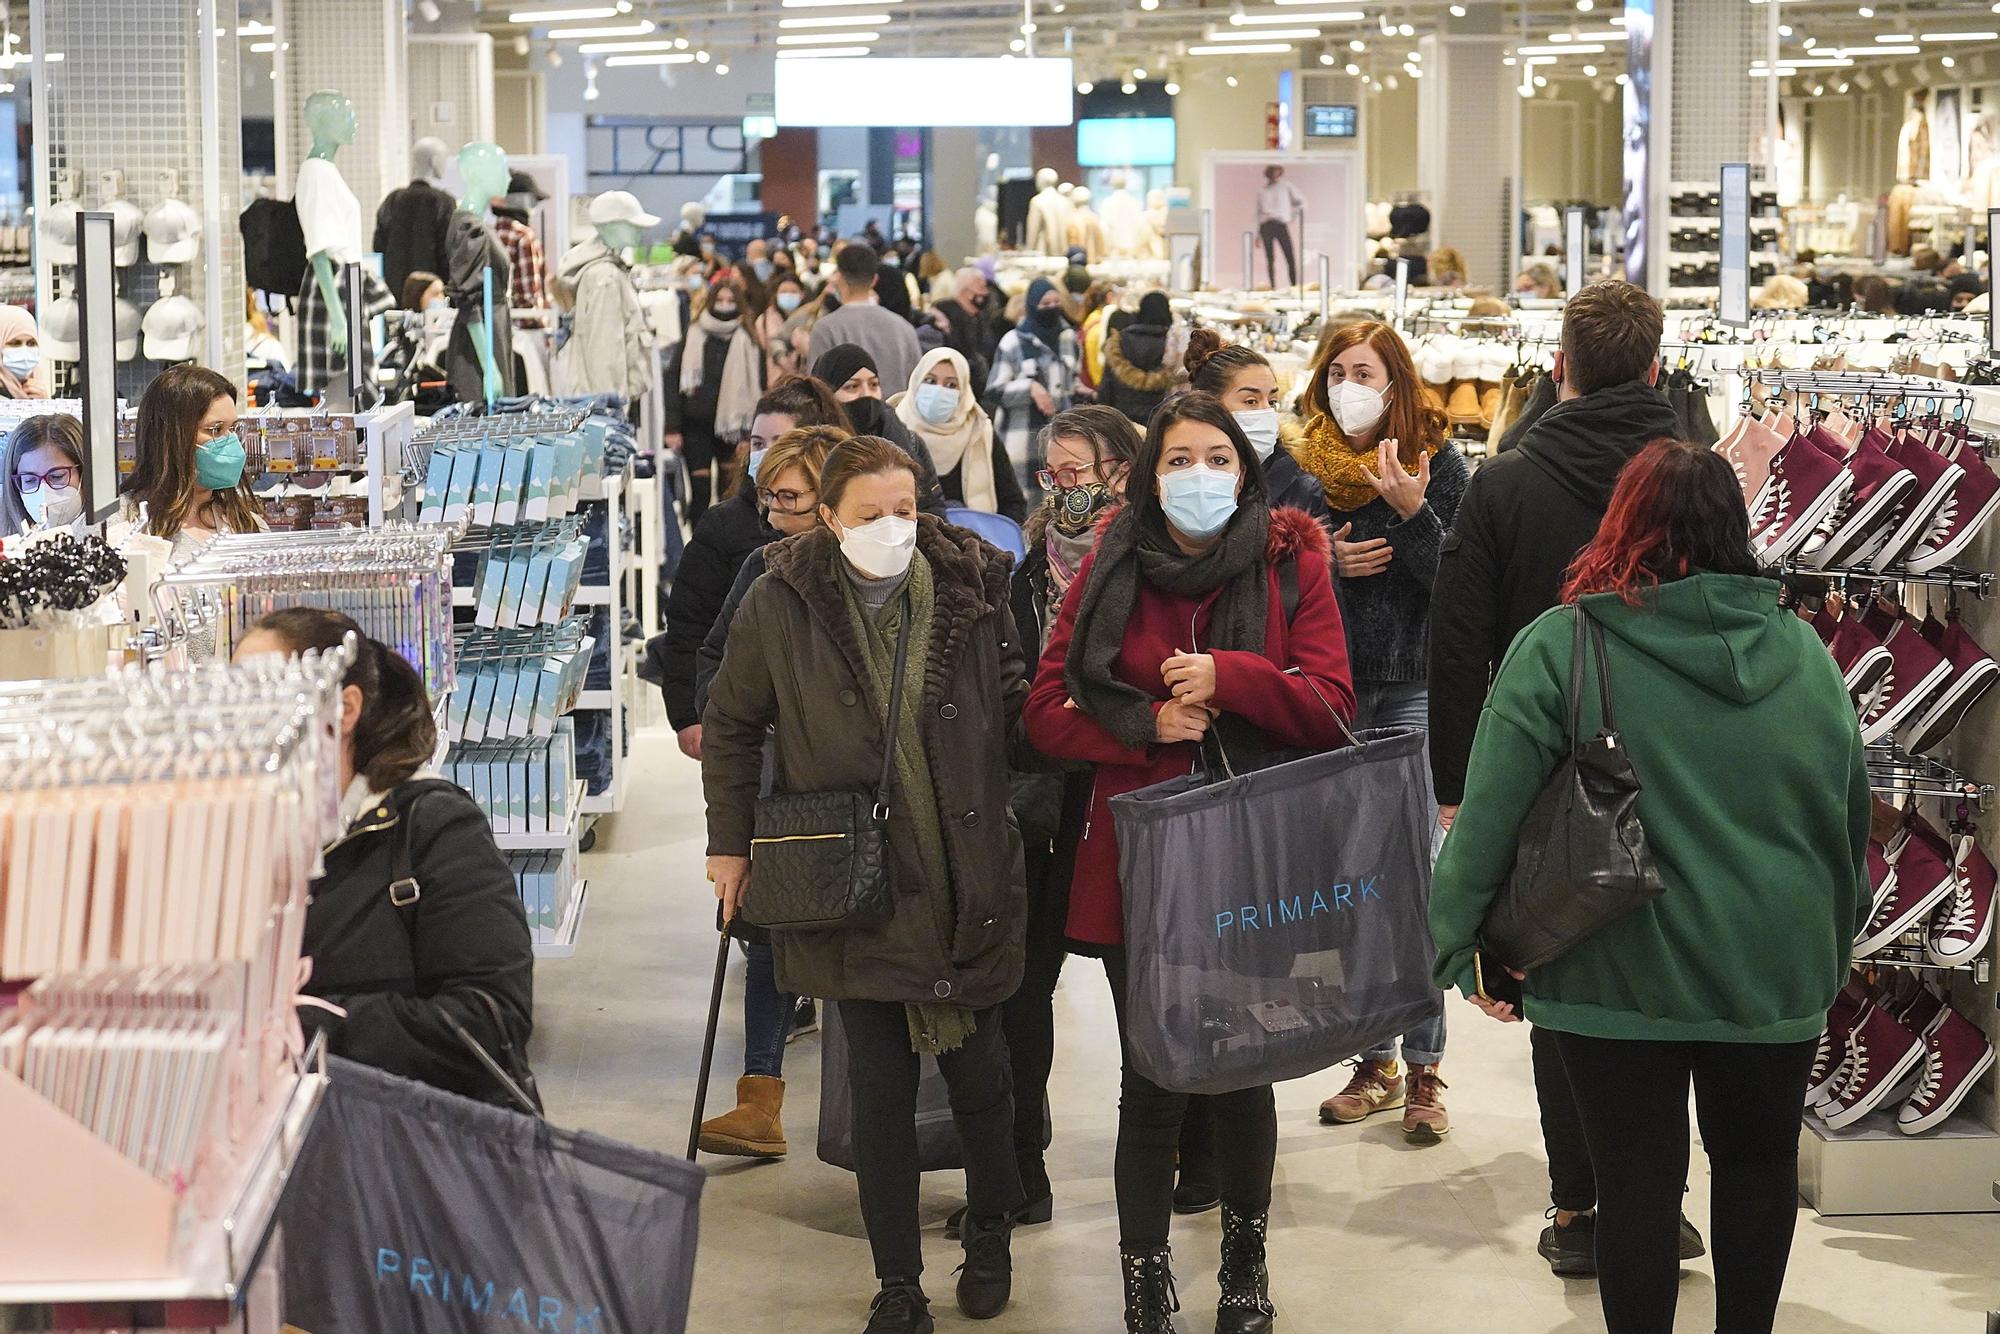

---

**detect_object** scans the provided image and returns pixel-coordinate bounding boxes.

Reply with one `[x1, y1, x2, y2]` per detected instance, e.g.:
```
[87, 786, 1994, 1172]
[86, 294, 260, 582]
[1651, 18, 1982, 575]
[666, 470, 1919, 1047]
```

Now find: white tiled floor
[535, 722, 2000, 1332]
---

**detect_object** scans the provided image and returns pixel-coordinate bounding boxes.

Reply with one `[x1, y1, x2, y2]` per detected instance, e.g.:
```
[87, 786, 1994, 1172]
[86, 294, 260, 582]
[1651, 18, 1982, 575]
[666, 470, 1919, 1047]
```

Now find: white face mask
[3, 346, 39, 379]
[1233, 408, 1281, 461]
[23, 480, 81, 528]
[837, 514, 919, 579]
[1331, 380, 1389, 436]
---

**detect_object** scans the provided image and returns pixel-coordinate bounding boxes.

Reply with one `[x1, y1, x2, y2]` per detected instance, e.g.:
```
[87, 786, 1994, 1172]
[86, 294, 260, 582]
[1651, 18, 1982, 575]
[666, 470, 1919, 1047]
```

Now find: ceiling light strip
[775, 44, 874, 55]
[605, 52, 696, 65]
[776, 30, 880, 43]
[777, 12, 891, 26]
[545, 19, 655, 37]
[1203, 26, 1321, 39]
[1187, 41, 1294, 53]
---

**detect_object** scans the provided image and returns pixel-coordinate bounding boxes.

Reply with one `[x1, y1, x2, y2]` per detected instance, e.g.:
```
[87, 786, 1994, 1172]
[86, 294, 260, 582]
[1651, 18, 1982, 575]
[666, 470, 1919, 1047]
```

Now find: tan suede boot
[698, 1075, 787, 1157]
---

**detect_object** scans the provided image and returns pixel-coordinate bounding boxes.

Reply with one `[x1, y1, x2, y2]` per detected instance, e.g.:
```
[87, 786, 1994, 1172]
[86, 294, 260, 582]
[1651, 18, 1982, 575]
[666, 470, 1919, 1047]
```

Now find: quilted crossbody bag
[741, 614, 912, 931]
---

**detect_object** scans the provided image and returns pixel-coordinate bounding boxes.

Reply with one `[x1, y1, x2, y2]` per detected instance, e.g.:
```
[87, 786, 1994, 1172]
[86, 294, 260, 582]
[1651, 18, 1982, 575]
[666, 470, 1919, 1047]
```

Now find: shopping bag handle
[1284, 667, 1366, 751]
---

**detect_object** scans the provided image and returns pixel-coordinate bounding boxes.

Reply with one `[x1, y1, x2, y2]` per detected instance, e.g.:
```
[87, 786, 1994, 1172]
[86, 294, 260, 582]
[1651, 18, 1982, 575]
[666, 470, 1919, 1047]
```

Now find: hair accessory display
[0, 531, 126, 626]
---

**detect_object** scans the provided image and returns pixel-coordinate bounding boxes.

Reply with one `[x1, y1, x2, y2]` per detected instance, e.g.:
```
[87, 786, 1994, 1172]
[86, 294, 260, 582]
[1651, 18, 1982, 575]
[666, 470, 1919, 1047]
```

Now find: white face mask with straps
[1330, 380, 1388, 436]
[836, 514, 918, 579]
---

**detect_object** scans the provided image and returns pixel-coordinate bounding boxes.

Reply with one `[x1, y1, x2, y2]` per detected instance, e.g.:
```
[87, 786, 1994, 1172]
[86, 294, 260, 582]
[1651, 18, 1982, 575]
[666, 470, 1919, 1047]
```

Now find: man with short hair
[1427, 278, 1698, 1280]
[807, 242, 922, 393]
[931, 265, 995, 395]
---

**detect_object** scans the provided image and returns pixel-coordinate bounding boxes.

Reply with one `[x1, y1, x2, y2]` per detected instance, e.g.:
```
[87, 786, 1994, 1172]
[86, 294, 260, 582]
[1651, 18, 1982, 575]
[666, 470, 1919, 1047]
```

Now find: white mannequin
[975, 194, 999, 254]
[1025, 167, 1073, 255]
[674, 201, 707, 255]
[1068, 186, 1105, 264]
[411, 136, 449, 187]
[1897, 90, 1931, 184]
[1142, 188, 1169, 261]
[1098, 170, 1144, 258]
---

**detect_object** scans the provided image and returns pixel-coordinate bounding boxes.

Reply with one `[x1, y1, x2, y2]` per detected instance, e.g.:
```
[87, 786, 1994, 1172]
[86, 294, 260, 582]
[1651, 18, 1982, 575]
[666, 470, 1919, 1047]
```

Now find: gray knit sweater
[1326, 443, 1469, 685]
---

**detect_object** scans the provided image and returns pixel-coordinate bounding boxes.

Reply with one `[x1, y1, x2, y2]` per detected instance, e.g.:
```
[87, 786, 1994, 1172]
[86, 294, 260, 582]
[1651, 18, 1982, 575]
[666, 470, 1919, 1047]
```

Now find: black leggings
[1533, 1023, 1597, 1212]
[840, 999, 1025, 1281]
[1104, 948, 1276, 1249]
[1260, 218, 1298, 287]
[997, 836, 1070, 1202]
[1556, 1031, 1818, 1334]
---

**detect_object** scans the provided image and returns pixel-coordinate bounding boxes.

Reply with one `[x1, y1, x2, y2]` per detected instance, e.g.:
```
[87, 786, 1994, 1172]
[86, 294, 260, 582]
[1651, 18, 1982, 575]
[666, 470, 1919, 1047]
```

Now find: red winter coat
[1025, 507, 1357, 946]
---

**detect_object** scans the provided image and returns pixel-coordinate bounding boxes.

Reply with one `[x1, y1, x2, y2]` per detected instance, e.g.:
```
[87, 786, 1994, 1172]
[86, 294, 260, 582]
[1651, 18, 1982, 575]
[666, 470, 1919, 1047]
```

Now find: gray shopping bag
[817, 1002, 963, 1172]
[1109, 726, 1440, 1095]
[282, 1058, 705, 1334]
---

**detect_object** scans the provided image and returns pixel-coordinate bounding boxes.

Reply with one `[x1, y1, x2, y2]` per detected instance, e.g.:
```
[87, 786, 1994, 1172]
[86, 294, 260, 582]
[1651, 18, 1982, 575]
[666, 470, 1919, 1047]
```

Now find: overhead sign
[775, 58, 1074, 127]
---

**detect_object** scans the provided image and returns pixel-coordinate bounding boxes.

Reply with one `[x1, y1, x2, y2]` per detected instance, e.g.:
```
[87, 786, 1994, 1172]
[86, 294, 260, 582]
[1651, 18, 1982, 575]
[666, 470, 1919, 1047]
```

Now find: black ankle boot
[862, 1282, 933, 1334]
[955, 1213, 1013, 1320]
[1215, 1207, 1276, 1333]
[1121, 1245, 1181, 1333]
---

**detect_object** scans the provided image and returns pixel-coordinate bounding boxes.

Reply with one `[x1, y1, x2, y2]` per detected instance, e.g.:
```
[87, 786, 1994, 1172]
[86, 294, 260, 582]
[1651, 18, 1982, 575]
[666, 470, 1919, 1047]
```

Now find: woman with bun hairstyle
[1027, 391, 1356, 1334]
[1184, 327, 1329, 526]
[1297, 319, 1467, 1143]
[234, 607, 535, 1106]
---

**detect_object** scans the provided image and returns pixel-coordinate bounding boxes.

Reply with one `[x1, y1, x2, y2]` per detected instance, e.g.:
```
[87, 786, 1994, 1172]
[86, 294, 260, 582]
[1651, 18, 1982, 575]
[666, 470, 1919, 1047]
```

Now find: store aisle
[535, 720, 2000, 1333]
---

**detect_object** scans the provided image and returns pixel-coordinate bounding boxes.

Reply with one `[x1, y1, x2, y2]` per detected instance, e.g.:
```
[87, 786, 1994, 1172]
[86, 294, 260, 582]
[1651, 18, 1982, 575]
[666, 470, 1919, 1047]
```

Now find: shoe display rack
[1663, 180, 1783, 307]
[1744, 369, 2000, 1214]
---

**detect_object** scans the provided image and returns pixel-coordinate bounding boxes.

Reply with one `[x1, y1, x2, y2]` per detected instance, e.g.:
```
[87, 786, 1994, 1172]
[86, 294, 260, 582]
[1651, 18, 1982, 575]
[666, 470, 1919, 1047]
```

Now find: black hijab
[813, 344, 889, 436]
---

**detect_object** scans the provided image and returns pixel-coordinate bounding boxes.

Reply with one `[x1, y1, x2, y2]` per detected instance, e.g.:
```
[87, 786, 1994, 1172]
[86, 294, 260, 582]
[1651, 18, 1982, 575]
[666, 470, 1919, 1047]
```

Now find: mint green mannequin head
[303, 90, 357, 160]
[596, 220, 644, 253]
[458, 142, 510, 213]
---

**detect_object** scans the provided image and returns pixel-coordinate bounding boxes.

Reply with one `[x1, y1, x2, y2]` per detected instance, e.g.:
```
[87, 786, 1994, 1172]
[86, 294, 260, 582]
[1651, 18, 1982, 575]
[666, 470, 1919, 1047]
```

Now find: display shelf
[492, 781, 587, 851]
[1800, 1108, 2000, 1215]
[1800, 560, 1996, 596]
[581, 776, 621, 816]
[1865, 742, 1994, 810]
[579, 687, 617, 710]
[1856, 937, 1994, 985]
[533, 879, 590, 960]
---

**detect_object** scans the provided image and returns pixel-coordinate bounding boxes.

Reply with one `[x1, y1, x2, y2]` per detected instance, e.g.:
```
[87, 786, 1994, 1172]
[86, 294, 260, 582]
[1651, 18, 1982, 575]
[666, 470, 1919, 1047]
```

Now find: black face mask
[1032, 305, 1067, 333]
[846, 396, 886, 435]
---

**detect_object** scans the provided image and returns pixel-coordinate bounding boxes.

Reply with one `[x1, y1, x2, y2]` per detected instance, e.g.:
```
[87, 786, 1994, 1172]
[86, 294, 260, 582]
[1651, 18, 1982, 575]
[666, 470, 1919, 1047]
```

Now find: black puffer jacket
[1098, 322, 1177, 426]
[303, 779, 534, 1104]
[703, 519, 1029, 1007]
[646, 489, 773, 730]
[1427, 380, 1682, 804]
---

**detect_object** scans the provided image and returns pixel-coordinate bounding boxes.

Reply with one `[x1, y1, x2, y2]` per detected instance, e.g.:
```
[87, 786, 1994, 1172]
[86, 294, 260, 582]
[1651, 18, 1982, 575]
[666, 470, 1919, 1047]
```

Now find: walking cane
[687, 902, 734, 1162]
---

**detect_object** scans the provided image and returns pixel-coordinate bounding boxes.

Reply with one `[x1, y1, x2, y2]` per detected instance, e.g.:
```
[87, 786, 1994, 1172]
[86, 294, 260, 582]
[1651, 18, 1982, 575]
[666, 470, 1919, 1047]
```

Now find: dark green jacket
[1429, 575, 1871, 1044]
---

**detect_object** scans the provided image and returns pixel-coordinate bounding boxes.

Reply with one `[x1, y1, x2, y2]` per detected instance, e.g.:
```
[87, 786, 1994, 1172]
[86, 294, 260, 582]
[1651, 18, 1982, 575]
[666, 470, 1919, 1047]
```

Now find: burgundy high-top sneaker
[1907, 618, 2000, 754]
[1802, 429, 1919, 570]
[1909, 448, 2000, 573]
[1855, 827, 1958, 957]
[1807, 989, 1868, 1105]
[1814, 605, 1894, 715]
[1897, 1008, 1998, 1135]
[1854, 612, 1954, 745]
[1927, 836, 1996, 967]
[1871, 436, 1965, 572]
[1751, 434, 1855, 566]
[1822, 1005, 1926, 1129]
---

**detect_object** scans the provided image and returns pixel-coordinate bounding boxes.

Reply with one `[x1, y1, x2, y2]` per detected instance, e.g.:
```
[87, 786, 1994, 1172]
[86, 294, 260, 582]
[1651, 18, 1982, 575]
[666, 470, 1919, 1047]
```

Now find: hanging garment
[553, 238, 653, 401]
[444, 209, 518, 404]
[1886, 182, 1917, 256]
[1897, 108, 1932, 183]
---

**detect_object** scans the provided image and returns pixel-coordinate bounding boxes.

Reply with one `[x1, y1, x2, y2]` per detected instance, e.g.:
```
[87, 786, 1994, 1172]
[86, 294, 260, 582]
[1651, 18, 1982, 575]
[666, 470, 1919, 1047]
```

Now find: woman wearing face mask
[0, 414, 85, 537]
[123, 363, 266, 561]
[664, 276, 766, 525]
[987, 277, 1081, 491]
[0, 305, 47, 401]
[400, 270, 446, 314]
[1294, 320, 1466, 1140]
[812, 343, 949, 515]
[757, 273, 810, 382]
[233, 607, 534, 1106]
[1184, 329, 1328, 526]
[1098, 291, 1180, 427]
[682, 423, 850, 1164]
[892, 347, 1026, 523]
[704, 435, 1032, 1334]
[1026, 391, 1356, 1334]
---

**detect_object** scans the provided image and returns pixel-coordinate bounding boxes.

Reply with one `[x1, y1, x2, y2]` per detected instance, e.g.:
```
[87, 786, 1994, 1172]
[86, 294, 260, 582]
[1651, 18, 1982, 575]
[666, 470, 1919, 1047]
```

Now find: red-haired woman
[1429, 440, 1870, 1334]
[1297, 319, 1467, 1140]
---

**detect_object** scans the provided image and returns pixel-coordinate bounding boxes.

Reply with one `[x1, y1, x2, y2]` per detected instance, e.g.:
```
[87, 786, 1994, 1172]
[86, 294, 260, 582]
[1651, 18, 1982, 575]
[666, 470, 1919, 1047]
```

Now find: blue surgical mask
[1158, 463, 1239, 540]
[3, 346, 39, 379]
[424, 297, 447, 314]
[1233, 408, 1280, 461]
[195, 433, 247, 490]
[776, 291, 803, 314]
[747, 448, 767, 483]
[914, 382, 959, 426]
[752, 259, 775, 282]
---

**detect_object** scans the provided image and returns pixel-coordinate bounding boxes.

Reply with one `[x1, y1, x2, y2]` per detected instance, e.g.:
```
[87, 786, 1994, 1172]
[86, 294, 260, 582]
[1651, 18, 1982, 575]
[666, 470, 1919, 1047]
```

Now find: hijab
[893, 347, 995, 510]
[813, 344, 890, 436]
[0, 306, 47, 400]
[1018, 277, 1065, 358]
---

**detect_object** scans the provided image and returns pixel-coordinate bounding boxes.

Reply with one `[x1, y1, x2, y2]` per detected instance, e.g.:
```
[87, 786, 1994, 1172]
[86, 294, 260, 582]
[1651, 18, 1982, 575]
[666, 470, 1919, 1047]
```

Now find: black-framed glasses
[757, 486, 816, 513]
[13, 465, 77, 494]
[1035, 461, 1121, 492]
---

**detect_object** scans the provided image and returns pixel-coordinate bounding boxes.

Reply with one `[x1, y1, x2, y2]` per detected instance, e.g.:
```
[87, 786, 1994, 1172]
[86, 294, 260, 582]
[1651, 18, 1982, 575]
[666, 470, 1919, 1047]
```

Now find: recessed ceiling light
[1121, 79, 1137, 91]
[1943, 54, 1957, 66]
[1345, 61, 1359, 73]
[1165, 80, 1180, 92]
[1225, 75, 1239, 84]
[1133, 65, 1148, 76]
[1397, 22, 1414, 35]
[1838, 81, 1849, 91]
[507, 5, 616, 18]
[605, 52, 694, 65]
[1187, 41, 1293, 53]
[545, 18, 653, 36]
[1534, 72, 1548, 84]
[1077, 79, 1093, 92]
[1583, 62, 1596, 74]
[1857, 5, 1872, 14]
[1449, 3, 1465, 13]
[776, 45, 874, 56]
[716, 61, 730, 73]
[1319, 50, 1335, 63]
[1349, 37, 1365, 50]
[1203, 26, 1321, 39]
[1010, 36, 1026, 49]
[776, 30, 879, 43]
[675, 36, 690, 46]
[778, 12, 891, 26]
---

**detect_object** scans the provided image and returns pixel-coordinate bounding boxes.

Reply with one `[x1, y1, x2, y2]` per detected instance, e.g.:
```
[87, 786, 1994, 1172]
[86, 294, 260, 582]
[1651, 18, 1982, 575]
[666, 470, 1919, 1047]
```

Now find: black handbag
[740, 613, 912, 931]
[1478, 606, 1666, 972]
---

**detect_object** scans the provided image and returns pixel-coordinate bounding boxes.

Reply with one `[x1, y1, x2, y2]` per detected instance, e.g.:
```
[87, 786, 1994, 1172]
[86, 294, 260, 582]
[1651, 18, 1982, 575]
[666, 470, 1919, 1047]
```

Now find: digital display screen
[1076, 116, 1176, 166]
[1304, 104, 1357, 138]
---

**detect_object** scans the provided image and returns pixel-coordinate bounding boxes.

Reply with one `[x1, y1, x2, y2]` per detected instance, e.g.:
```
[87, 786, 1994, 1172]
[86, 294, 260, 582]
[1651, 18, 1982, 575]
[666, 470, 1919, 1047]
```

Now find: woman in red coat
[1026, 390, 1356, 1334]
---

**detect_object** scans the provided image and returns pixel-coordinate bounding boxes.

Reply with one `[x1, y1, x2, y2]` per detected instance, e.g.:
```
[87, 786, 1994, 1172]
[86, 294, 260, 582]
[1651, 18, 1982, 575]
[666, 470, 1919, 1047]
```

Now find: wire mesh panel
[31, 0, 247, 398]
[1419, 34, 1517, 291]
[274, 0, 410, 223]
[1667, 0, 1771, 179]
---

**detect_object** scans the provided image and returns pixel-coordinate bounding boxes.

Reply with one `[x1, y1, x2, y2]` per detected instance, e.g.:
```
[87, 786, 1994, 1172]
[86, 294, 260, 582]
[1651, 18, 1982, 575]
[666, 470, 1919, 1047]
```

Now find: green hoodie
[1429, 574, 1872, 1044]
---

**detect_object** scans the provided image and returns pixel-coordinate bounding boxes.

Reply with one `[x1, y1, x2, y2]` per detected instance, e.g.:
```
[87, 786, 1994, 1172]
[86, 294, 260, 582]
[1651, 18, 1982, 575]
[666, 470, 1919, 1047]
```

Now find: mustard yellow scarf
[1296, 414, 1437, 514]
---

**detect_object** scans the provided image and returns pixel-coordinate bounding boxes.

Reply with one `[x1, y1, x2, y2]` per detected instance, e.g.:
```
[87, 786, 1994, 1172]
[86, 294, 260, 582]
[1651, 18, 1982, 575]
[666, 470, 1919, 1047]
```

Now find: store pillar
[29, 0, 248, 391]
[1416, 23, 1519, 291]
[274, 0, 412, 216]
[1622, 0, 1777, 291]
[929, 128, 981, 265]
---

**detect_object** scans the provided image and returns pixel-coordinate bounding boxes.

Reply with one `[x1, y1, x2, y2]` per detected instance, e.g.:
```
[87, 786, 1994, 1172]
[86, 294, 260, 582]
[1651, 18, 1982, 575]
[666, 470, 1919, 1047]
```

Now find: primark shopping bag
[281, 1058, 705, 1334]
[1110, 726, 1441, 1096]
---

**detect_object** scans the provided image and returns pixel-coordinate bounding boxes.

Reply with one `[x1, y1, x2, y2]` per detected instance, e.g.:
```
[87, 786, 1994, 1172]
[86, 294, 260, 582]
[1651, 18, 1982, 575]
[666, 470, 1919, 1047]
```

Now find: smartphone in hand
[1475, 951, 1524, 1009]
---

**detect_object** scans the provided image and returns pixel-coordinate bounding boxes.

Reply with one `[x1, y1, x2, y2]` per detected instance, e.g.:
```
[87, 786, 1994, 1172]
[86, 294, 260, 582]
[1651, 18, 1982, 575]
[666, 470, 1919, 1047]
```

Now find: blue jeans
[743, 939, 796, 1079]
[1354, 680, 1448, 1067]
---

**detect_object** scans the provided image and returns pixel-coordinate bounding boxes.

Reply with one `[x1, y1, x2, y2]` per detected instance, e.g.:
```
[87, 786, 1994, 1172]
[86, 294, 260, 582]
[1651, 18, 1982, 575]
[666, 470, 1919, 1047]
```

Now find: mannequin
[975, 193, 999, 254]
[673, 202, 707, 258]
[1968, 112, 2000, 212]
[1067, 186, 1105, 264]
[1098, 170, 1144, 257]
[554, 190, 659, 400]
[1142, 187, 1169, 261]
[373, 136, 456, 294]
[445, 142, 517, 405]
[1025, 168, 1072, 255]
[295, 91, 394, 398]
[1897, 90, 1932, 184]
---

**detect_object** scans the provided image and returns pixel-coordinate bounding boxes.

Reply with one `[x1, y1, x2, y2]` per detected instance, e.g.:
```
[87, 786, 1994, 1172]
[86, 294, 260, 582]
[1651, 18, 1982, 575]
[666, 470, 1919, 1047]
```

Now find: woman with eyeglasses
[0, 413, 85, 537]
